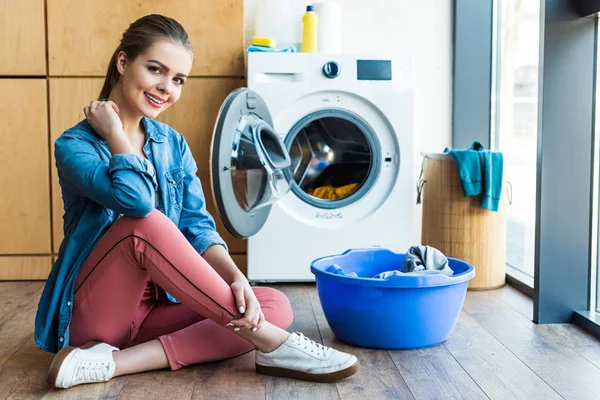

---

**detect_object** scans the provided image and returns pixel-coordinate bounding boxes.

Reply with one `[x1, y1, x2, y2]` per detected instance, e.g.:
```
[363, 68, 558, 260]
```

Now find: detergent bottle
[301, 5, 318, 52]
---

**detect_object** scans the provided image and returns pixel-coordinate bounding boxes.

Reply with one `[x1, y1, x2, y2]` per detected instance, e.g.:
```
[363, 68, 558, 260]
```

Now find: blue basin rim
[311, 248, 476, 289]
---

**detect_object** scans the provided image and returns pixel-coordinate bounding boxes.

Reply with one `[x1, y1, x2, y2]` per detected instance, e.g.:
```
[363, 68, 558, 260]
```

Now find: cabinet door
[0, 256, 52, 280]
[47, 0, 244, 77]
[157, 78, 247, 253]
[49, 78, 246, 254]
[0, 79, 51, 253]
[49, 79, 103, 253]
[0, 0, 46, 75]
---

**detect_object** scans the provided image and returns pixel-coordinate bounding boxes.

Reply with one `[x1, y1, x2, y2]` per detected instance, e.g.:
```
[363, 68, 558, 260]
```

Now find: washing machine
[210, 53, 415, 282]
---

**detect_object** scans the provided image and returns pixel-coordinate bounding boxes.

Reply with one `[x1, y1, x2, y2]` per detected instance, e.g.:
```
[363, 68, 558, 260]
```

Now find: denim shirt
[34, 117, 226, 353]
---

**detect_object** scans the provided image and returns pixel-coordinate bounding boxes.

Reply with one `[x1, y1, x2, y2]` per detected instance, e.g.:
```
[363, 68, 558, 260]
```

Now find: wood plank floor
[1, 282, 600, 400]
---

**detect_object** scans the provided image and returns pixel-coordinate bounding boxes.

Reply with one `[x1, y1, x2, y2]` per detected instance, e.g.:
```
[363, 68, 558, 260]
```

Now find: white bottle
[252, 0, 304, 49]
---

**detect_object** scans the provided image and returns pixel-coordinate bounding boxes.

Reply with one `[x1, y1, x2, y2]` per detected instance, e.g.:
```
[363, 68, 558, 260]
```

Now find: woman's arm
[203, 244, 264, 331]
[56, 131, 157, 217]
[176, 135, 262, 329]
[202, 244, 246, 285]
[55, 100, 157, 217]
[177, 135, 229, 255]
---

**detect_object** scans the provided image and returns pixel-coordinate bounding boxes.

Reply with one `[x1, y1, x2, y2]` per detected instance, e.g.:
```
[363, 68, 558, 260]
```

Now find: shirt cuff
[109, 154, 157, 179]
[190, 231, 228, 255]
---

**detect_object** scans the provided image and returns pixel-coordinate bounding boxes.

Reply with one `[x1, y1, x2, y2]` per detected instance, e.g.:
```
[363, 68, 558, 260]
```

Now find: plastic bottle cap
[306, 5, 313, 11]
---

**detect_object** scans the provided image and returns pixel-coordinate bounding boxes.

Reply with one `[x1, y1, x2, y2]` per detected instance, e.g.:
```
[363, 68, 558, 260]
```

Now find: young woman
[35, 14, 358, 389]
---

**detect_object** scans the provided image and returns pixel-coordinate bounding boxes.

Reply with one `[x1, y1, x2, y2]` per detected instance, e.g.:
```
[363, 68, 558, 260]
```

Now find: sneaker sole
[255, 360, 359, 383]
[47, 341, 100, 387]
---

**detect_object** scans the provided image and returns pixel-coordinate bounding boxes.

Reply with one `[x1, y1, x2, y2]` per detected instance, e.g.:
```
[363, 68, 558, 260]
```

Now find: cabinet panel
[158, 78, 247, 253]
[231, 254, 247, 277]
[0, 0, 46, 75]
[50, 78, 246, 254]
[0, 256, 52, 280]
[0, 80, 51, 253]
[47, 0, 244, 77]
[49, 78, 104, 253]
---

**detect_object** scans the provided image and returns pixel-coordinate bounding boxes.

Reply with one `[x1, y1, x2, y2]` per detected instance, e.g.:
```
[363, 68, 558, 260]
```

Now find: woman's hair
[98, 14, 194, 100]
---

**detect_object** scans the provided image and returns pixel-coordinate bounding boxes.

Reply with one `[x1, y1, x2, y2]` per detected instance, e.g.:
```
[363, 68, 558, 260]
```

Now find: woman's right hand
[83, 100, 123, 140]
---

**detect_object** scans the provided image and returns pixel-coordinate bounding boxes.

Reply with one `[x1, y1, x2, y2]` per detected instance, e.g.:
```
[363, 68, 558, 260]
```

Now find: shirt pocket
[166, 168, 185, 210]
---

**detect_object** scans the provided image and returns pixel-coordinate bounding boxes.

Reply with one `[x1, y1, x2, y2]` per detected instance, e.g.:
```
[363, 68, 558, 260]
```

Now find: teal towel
[444, 141, 504, 211]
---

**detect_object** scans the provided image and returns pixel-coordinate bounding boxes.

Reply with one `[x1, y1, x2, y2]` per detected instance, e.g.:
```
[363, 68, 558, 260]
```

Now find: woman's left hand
[228, 280, 265, 331]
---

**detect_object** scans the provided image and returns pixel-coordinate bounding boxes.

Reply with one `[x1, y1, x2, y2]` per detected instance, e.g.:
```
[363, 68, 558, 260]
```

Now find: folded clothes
[246, 46, 297, 52]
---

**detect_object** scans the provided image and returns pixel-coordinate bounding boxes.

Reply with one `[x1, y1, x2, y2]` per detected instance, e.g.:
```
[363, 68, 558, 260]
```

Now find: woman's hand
[228, 280, 265, 332]
[83, 100, 123, 140]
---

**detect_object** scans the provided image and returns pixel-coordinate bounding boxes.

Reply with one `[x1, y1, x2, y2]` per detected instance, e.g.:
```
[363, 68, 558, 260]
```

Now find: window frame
[453, 0, 600, 333]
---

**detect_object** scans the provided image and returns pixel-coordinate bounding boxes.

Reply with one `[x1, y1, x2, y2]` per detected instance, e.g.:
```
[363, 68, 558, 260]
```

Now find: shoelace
[74, 361, 111, 383]
[292, 332, 333, 357]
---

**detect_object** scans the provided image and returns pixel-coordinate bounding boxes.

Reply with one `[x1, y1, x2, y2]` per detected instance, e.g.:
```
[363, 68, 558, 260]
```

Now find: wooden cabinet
[0, 257, 52, 280]
[0, 80, 51, 254]
[2, 1, 246, 279]
[49, 78, 247, 255]
[47, 0, 244, 77]
[158, 78, 246, 253]
[0, 0, 46, 75]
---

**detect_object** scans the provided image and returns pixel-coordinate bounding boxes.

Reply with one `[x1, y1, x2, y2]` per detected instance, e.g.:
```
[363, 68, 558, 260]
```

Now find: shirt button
[67, 301, 72, 306]
[59, 337, 64, 342]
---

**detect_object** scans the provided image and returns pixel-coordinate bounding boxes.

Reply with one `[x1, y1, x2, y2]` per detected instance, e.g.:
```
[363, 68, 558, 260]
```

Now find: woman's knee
[113, 209, 175, 237]
[254, 287, 294, 329]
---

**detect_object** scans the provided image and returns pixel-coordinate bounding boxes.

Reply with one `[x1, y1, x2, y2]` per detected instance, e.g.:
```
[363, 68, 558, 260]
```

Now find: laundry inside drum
[288, 115, 373, 202]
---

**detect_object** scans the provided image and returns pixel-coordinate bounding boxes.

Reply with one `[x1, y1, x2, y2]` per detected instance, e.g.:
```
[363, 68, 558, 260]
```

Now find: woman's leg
[113, 287, 293, 375]
[70, 211, 290, 361]
[59, 210, 356, 386]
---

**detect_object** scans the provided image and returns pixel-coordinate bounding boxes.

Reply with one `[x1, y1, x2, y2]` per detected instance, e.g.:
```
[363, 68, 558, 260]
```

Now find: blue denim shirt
[34, 117, 226, 353]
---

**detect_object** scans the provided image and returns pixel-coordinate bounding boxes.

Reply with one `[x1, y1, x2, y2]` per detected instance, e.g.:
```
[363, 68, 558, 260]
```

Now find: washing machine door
[210, 88, 292, 239]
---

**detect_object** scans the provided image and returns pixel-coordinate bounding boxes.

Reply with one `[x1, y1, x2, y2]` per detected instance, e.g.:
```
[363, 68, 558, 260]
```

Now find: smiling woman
[35, 13, 358, 390]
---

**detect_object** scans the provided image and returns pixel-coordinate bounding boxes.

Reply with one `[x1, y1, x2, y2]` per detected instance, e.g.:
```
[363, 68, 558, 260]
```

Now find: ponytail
[98, 49, 121, 100]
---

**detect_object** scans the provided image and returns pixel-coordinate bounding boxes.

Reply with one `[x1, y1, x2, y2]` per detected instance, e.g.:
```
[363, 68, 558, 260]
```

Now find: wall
[245, 0, 454, 240]
[245, 0, 453, 153]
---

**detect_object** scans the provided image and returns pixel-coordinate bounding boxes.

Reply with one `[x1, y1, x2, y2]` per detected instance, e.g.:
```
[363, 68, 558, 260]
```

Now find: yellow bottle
[302, 5, 318, 52]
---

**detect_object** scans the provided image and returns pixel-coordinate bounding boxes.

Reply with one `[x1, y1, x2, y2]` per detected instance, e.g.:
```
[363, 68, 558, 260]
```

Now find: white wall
[245, 0, 454, 241]
[245, 0, 453, 154]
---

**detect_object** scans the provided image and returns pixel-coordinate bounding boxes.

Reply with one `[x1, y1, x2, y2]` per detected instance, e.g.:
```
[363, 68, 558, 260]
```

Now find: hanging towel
[444, 141, 504, 211]
[372, 245, 454, 278]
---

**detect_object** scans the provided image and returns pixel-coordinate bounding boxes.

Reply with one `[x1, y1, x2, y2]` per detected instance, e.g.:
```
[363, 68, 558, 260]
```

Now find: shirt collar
[94, 114, 166, 144]
[141, 117, 166, 143]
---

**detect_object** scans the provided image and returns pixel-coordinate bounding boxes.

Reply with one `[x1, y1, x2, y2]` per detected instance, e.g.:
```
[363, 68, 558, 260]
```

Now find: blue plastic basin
[310, 248, 475, 349]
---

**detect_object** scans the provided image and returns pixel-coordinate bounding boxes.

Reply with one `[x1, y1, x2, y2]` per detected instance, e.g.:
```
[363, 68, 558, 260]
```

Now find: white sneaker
[47, 341, 119, 388]
[255, 332, 358, 382]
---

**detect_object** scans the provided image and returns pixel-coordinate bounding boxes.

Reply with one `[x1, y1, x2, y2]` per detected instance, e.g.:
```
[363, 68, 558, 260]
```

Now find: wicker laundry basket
[419, 153, 507, 290]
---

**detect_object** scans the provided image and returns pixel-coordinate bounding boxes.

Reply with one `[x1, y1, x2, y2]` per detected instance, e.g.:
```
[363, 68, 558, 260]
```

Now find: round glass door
[211, 88, 291, 239]
[284, 109, 381, 209]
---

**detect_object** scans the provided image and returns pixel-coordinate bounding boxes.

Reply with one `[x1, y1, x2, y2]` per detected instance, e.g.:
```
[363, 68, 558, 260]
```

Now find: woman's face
[118, 40, 193, 118]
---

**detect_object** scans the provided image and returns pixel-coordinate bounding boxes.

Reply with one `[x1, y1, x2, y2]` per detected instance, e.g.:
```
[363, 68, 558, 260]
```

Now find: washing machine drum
[211, 88, 380, 239]
[284, 109, 380, 209]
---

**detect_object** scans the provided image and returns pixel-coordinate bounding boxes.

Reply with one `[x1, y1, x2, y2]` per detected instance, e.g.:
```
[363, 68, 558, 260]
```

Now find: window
[594, 15, 600, 313]
[492, 0, 541, 284]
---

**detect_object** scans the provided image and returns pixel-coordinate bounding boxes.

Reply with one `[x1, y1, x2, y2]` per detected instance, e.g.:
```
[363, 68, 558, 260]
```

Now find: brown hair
[98, 14, 194, 100]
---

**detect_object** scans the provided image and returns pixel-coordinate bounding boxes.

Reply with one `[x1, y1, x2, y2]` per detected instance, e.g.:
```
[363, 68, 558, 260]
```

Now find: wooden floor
[2, 282, 600, 400]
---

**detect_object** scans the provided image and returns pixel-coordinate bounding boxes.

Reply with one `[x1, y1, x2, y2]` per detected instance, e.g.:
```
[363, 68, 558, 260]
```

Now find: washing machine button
[322, 61, 341, 79]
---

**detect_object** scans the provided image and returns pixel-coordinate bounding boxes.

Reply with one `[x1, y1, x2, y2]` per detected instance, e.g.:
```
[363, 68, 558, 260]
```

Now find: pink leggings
[69, 210, 294, 370]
